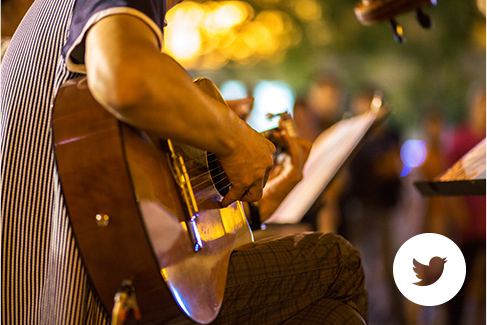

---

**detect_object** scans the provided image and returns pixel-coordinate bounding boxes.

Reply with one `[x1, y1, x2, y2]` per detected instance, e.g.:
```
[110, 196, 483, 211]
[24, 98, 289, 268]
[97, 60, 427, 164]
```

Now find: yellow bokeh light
[164, 1, 300, 69]
[473, 20, 486, 49]
[225, 37, 252, 61]
[166, 1, 204, 26]
[294, 0, 322, 22]
[213, 2, 248, 28]
[257, 11, 285, 35]
[185, 4, 206, 25]
[165, 26, 202, 62]
[202, 49, 229, 70]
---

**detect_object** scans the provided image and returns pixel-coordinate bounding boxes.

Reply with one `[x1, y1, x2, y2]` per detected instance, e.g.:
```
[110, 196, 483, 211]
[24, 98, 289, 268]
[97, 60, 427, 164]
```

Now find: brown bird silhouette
[413, 256, 447, 286]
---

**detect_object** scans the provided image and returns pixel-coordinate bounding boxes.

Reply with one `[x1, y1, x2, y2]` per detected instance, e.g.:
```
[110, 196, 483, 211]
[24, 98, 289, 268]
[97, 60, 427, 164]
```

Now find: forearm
[258, 170, 302, 221]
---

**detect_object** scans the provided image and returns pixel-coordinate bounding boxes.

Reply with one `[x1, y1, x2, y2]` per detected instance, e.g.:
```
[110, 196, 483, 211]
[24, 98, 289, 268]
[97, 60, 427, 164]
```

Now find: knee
[317, 233, 364, 269]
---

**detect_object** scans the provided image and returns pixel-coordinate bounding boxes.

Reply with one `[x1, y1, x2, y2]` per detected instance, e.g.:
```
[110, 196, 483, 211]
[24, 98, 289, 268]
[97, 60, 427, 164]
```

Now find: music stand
[415, 138, 486, 197]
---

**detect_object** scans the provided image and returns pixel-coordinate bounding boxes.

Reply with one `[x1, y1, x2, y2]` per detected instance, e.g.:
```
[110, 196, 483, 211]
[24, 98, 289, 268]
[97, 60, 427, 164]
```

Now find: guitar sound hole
[207, 152, 230, 197]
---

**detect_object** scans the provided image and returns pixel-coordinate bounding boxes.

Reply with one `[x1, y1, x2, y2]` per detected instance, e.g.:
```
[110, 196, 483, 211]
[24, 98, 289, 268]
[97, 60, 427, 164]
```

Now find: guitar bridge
[166, 139, 203, 252]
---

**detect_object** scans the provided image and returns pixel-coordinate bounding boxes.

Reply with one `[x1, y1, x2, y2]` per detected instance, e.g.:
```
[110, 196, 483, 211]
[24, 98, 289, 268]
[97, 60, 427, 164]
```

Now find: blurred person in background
[444, 82, 486, 325]
[339, 85, 404, 325]
[294, 73, 345, 143]
[416, 83, 485, 325]
[421, 109, 451, 237]
[293, 73, 348, 234]
[413, 108, 451, 324]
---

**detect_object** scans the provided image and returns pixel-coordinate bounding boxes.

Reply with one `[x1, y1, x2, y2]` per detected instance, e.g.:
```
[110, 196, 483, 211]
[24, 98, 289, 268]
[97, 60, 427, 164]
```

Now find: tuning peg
[389, 18, 405, 43]
[416, 9, 432, 28]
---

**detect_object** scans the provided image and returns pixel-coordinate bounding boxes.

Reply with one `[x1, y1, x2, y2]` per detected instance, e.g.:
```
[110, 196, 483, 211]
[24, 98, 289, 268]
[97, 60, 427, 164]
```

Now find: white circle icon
[393, 233, 466, 306]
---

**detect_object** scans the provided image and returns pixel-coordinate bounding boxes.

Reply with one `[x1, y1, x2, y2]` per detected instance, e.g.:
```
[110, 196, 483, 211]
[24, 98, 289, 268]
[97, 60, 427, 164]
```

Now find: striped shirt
[1, 1, 164, 324]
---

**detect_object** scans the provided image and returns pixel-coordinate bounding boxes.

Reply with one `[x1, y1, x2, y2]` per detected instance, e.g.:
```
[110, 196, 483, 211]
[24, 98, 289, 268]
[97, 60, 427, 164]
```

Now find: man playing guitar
[1, 0, 368, 324]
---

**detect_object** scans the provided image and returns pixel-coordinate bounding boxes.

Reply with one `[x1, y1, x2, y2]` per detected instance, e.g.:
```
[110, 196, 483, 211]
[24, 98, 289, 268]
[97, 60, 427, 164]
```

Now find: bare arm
[258, 129, 311, 221]
[84, 14, 275, 205]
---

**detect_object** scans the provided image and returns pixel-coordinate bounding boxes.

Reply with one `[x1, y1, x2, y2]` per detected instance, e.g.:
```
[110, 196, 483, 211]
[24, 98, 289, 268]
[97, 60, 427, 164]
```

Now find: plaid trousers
[211, 232, 368, 324]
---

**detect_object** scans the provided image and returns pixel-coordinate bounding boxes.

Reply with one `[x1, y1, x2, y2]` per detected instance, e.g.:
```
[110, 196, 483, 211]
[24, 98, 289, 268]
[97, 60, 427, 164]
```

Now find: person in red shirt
[446, 82, 486, 325]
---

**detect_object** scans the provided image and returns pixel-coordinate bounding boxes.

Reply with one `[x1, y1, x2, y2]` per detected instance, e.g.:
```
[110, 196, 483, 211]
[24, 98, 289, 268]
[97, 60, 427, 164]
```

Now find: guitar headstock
[355, 0, 437, 43]
[265, 111, 298, 138]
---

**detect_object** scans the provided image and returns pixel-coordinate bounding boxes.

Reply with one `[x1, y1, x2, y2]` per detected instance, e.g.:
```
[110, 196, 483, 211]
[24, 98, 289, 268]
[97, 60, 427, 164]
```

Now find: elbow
[108, 67, 148, 111]
[87, 59, 149, 118]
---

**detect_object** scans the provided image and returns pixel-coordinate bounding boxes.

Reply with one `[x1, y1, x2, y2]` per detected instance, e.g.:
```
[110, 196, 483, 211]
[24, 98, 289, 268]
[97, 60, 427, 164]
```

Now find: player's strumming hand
[217, 121, 275, 207]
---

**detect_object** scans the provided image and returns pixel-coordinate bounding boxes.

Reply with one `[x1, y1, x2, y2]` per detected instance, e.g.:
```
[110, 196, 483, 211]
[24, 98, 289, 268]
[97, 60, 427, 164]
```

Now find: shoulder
[63, 0, 167, 74]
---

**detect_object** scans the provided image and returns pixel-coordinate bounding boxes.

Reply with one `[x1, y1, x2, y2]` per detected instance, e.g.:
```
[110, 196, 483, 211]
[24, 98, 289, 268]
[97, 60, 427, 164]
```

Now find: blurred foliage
[188, 0, 485, 131]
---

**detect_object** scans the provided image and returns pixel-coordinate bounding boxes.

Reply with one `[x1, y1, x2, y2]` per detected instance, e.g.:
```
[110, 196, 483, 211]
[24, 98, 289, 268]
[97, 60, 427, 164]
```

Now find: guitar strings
[190, 171, 228, 190]
[196, 182, 233, 204]
[169, 151, 233, 192]
[183, 163, 226, 182]
[175, 154, 220, 173]
[174, 153, 226, 179]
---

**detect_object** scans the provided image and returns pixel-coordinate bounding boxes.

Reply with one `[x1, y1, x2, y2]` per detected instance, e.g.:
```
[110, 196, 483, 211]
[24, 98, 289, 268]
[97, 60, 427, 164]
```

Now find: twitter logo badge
[413, 256, 447, 286]
[393, 233, 466, 306]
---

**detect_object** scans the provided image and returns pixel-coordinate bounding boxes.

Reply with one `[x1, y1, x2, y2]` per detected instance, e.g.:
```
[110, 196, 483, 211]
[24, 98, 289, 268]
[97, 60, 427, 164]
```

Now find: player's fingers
[221, 184, 247, 207]
[239, 182, 264, 203]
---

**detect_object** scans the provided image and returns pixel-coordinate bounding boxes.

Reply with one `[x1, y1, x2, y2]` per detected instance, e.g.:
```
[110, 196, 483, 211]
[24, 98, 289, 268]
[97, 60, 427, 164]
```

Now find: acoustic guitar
[52, 77, 254, 324]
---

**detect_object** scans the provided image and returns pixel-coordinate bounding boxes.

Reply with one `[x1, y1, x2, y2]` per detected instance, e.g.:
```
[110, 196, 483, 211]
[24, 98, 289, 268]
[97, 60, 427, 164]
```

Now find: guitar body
[52, 77, 253, 324]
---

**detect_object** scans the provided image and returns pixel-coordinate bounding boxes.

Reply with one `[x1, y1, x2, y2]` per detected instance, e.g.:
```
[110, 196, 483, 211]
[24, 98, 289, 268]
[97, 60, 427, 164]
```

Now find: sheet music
[269, 111, 378, 224]
[439, 138, 486, 181]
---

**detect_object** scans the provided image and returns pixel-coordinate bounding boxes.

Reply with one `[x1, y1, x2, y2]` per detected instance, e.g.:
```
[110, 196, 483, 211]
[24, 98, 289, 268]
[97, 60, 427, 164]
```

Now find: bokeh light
[400, 139, 427, 177]
[293, 0, 322, 22]
[246, 81, 294, 132]
[164, 1, 300, 69]
[220, 80, 248, 100]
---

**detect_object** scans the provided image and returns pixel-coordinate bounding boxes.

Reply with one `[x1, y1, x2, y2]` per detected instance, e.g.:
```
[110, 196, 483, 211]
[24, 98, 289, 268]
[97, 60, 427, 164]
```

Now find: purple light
[401, 165, 413, 177]
[400, 140, 427, 176]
